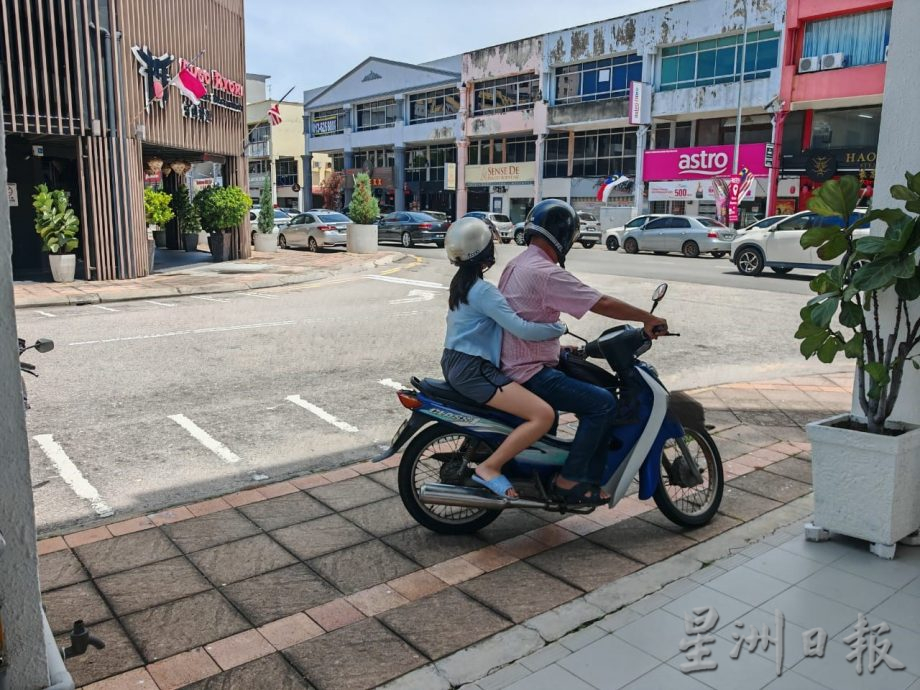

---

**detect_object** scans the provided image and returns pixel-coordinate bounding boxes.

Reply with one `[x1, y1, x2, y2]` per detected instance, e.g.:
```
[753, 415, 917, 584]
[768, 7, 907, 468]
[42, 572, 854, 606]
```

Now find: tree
[321, 171, 344, 210]
[347, 172, 380, 225]
[256, 175, 274, 234]
[171, 185, 201, 235]
[194, 186, 252, 231]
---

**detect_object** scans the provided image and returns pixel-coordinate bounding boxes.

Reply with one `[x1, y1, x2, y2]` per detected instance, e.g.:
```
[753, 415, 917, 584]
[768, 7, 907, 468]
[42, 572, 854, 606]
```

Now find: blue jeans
[523, 367, 618, 485]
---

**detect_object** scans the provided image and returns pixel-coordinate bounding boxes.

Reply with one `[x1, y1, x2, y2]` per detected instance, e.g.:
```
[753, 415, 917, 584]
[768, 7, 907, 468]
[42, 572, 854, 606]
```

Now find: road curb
[14, 252, 406, 309]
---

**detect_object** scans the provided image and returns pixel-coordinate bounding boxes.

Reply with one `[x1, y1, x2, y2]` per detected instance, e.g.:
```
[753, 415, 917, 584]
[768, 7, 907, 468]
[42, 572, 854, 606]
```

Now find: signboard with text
[628, 81, 651, 125]
[312, 114, 340, 136]
[465, 162, 535, 186]
[728, 176, 741, 223]
[647, 179, 755, 202]
[444, 163, 457, 191]
[644, 144, 769, 181]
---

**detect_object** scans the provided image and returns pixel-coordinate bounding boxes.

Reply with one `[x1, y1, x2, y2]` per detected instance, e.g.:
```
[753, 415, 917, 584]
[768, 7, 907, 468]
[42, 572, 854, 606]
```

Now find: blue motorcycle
[375, 284, 724, 534]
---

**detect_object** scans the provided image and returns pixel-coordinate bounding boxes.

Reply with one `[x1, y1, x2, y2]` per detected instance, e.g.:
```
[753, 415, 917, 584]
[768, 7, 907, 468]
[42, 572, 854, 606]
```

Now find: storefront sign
[782, 148, 876, 176]
[644, 144, 769, 181]
[805, 152, 837, 182]
[177, 58, 243, 113]
[647, 179, 755, 201]
[444, 163, 457, 191]
[312, 114, 340, 136]
[194, 178, 215, 189]
[465, 162, 535, 186]
[764, 144, 775, 169]
[628, 81, 651, 126]
[728, 176, 741, 223]
[6, 183, 18, 207]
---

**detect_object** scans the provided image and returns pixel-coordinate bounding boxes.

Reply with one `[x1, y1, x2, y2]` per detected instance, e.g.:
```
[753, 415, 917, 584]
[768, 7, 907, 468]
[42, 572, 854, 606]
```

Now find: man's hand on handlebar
[642, 315, 669, 339]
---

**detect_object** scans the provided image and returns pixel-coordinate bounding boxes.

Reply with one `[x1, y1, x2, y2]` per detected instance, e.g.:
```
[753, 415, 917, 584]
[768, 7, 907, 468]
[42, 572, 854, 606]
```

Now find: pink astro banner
[644, 144, 769, 181]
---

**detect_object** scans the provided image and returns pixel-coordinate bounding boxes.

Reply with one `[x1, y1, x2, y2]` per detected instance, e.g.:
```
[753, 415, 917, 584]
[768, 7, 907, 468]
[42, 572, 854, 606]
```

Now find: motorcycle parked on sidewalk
[375, 284, 724, 534]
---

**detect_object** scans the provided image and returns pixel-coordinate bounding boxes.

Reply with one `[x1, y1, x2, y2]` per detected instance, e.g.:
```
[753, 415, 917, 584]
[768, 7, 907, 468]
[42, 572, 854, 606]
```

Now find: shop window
[674, 122, 692, 148]
[719, 115, 772, 145]
[505, 136, 537, 163]
[803, 9, 890, 68]
[695, 119, 721, 146]
[312, 109, 347, 137]
[810, 107, 882, 149]
[473, 73, 539, 115]
[406, 144, 456, 182]
[408, 88, 460, 124]
[653, 123, 671, 149]
[332, 153, 344, 172]
[543, 127, 638, 179]
[553, 53, 642, 105]
[356, 99, 398, 131]
[660, 29, 780, 91]
[781, 111, 805, 155]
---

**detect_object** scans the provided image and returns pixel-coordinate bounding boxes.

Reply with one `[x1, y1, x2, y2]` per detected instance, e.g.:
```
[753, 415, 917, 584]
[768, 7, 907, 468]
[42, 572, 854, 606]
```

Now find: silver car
[278, 211, 351, 252]
[463, 212, 515, 243]
[575, 211, 601, 248]
[620, 215, 735, 258]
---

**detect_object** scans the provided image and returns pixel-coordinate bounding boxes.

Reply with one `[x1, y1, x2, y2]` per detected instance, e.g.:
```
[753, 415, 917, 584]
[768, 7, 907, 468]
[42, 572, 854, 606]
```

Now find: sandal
[472, 472, 516, 498]
[553, 480, 608, 506]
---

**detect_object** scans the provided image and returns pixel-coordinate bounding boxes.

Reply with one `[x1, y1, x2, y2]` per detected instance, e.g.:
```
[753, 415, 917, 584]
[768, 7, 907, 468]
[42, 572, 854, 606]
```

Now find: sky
[244, 0, 678, 102]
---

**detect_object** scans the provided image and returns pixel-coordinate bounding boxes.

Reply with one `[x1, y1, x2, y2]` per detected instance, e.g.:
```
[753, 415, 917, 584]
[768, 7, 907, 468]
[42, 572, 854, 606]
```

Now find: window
[660, 29, 780, 91]
[645, 217, 673, 230]
[276, 158, 298, 186]
[803, 9, 890, 67]
[249, 123, 270, 142]
[473, 73, 539, 115]
[554, 53, 642, 105]
[653, 123, 671, 149]
[355, 99, 398, 131]
[674, 122, 692, 148]
[331, 153, 344, 171]
[405, 144, 456, 182]
[467, 137, 536, 165]
[543, 128, 638, 179]
[408, 88, 460, 123]
[353, 148, 394, 170]
[312, 109, 347, 136]
[810, 107, 882, 149]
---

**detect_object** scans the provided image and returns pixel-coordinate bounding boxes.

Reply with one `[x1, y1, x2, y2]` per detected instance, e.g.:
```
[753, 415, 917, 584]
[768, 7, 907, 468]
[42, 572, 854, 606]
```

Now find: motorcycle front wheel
[653, 425, 723, 527]
[398, 423, 502, 534]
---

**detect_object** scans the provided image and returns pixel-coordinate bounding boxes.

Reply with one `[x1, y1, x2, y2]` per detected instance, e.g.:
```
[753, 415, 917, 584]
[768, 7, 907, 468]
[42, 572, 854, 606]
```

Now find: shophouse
[2, 0, 248, 281]
[770, 0, 890, 215]
[303, 56, 461, 217]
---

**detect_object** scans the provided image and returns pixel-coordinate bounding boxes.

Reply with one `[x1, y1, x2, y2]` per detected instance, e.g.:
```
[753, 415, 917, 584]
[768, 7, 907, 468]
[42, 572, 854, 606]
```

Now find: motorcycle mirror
[652, 283, 668, 302]
[34, 338, 55, 353]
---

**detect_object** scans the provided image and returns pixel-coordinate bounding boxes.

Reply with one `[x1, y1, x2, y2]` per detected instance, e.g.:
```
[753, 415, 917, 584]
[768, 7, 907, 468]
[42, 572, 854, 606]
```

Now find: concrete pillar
[867, 0, 920, 425]
[0, 103, 49, 690]
[343, 146, 354, 208]
[634, 125, 649, 217]
[394, 145, 406, 212]
[534, 133, 545, 204]
[301, 153, 312, 209]
[456, 140, 468, 217]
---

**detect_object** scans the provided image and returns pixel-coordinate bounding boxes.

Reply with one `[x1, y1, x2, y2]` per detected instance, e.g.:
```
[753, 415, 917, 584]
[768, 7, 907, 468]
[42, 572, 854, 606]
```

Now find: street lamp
[731, 0, 749, 228]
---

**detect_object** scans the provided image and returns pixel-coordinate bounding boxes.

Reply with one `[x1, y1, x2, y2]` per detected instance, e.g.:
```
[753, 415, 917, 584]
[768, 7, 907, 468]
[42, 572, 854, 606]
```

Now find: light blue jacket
[444, 279, 565, 366]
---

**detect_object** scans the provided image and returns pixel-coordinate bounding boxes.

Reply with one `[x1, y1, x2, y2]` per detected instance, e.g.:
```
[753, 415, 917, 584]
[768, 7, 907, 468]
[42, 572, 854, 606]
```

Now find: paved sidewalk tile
[460, 562, 580, 623]
[705, 565, 791, 607]
[505, 664, 597, 690]
[271, 513, 372, 561]
[43, 581, 112, 634]
[622, 664, 714, 690]
[39, 548, 88, 592]
[221, 563, 339, 626]
[96, 556, 211, 615]
[75, 529, 180, 578]
[188, 533, 297, 586]
[54, 619, 143, 687]
[559, 634, 660, 689]
[183, 653, 310, 689]
[309, 539, 418, 594]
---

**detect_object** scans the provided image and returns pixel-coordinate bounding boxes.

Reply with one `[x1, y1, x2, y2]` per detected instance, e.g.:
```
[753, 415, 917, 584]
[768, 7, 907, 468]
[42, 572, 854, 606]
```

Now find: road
[17, 244, 834, 533]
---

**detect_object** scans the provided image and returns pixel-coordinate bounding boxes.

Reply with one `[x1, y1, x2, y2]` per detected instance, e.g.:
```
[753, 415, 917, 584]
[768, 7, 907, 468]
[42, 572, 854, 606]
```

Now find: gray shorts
[441, 349, 513, 404]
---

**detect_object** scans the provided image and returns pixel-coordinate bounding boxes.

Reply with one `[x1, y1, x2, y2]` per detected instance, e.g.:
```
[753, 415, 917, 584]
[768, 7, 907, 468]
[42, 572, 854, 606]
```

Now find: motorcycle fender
[637, 415, 686, 499]
[371, 413, 428, 462]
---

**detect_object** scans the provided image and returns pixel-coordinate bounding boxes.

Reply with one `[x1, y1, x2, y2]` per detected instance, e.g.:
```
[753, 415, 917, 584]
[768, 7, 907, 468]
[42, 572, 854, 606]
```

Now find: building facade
[2, 0, 249, 281]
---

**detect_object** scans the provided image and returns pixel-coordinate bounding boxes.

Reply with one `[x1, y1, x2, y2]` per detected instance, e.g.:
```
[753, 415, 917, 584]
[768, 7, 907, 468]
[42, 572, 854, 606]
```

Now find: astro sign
[644, 144, 769, 181]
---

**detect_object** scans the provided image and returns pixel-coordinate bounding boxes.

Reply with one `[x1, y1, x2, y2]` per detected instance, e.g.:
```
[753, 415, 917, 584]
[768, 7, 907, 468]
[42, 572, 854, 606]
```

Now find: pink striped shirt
[498, 244, 601, 383]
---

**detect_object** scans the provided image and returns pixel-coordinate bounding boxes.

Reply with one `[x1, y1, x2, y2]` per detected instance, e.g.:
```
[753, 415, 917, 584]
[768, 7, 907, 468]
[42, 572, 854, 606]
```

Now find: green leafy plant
[347, 172, 379, 225]
[194, 185, 252, 232]
[256, 175, 274, 234]
[171, 185, 201, 235]
[32, 184, 79, 254]
[144, 188, 175, 227]
[795, 173, 920, 434]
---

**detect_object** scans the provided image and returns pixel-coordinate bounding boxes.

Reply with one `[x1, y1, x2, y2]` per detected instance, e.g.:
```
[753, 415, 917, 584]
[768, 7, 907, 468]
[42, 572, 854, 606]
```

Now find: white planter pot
[253, 232, 278, 253]
[48, 254, 76, 283]
[807, 413, 920, 555]
[347, 223, 378, 254]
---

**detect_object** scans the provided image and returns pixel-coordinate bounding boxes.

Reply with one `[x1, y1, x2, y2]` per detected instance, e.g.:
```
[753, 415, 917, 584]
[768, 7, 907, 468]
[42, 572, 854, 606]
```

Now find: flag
[176, 67, 207, 105]
[737, 167, 756, 200]
[268, 103, 282, 126]
[597, 175, 630, 202]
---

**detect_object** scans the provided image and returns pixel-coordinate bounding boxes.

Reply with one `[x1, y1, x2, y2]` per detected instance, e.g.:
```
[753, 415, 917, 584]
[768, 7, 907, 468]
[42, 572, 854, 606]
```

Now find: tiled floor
[36, 373, 867, 689]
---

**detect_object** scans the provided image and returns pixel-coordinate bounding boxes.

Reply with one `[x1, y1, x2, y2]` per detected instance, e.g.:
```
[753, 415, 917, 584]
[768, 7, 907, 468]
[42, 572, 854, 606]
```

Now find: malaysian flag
[268, 103, 282, 126]
[176, 67, 207, 105]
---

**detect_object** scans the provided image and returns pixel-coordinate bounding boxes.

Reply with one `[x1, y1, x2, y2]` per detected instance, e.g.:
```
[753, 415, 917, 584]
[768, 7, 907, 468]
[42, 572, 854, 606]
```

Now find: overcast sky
[244, 0, 677, 101]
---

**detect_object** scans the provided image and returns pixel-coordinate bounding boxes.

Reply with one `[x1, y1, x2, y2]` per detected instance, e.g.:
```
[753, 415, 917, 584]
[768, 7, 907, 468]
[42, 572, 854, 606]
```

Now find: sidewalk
[14, 249, 407, 308]
[35, 371, 892, 690]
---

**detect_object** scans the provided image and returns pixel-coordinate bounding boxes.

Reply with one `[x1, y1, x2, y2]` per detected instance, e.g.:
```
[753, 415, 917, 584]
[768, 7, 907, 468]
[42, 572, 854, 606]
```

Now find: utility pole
[731, 0, 749, 227]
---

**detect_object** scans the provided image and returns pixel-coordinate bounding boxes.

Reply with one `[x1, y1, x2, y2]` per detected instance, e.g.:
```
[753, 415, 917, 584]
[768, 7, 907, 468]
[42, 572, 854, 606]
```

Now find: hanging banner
[628, 81, 651, 125]
[647, 179, 755, 201]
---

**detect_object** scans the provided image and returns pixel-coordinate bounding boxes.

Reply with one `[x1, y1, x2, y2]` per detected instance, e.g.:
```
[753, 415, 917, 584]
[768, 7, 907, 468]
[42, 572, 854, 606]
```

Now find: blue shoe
[472, 472, 515, 498]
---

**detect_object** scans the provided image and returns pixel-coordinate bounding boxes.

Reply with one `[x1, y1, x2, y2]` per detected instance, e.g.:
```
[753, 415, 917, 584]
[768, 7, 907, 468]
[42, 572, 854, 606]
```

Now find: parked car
[603, 214, 668, 251]
[735, 214, 790, 236]
[278, 211, 351, 252]
[620, 215, 735, 257]
[513, 222, 527, 245]
[420, 210, 450, 223]
[249, 207, 291, 244]
[377, 211, 451, 248]
[731, 210, 869, 276]
[463, 211, 515, 243]
[575, 211, 601, 248]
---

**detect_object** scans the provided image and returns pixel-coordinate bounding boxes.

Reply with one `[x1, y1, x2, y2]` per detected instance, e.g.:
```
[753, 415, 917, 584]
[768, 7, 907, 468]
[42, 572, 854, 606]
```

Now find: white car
[575, 211, 601, 248]
[278, 211, 351, 252]
[731, 210, 868, 276]
[735, 215, 789, 236]
[249, 207, 291, 244]
[603, 214, 668, 251]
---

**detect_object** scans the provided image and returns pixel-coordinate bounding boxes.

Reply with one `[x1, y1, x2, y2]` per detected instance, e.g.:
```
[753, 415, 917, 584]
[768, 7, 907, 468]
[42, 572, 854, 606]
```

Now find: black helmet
[524, 199, 580, 267]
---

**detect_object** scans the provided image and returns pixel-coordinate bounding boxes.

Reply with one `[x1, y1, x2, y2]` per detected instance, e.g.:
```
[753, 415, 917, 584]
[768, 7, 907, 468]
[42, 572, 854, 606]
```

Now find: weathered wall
[548, 99, 629, 127]
[462, 36, 543, 81]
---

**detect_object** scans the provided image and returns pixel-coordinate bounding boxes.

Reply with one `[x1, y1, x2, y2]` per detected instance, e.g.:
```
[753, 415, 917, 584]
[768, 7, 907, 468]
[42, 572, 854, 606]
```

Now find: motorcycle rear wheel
[398, 423, 503, 534]
[653, 425, 723, 527]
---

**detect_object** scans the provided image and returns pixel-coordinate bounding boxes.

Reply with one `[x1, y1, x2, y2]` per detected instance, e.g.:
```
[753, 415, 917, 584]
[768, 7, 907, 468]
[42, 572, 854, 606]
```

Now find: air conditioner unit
[798, 56, 820, 73]
[821, 53, 848, 70]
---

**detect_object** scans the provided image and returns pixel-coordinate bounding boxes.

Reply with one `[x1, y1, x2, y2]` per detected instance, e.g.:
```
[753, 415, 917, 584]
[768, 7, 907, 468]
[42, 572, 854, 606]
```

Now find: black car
[377, 212, 450, 248]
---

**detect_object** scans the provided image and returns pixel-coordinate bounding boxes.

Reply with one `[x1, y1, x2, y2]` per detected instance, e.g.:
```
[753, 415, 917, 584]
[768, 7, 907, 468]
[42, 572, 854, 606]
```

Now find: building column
[534, 133, 545, 204]
[343, 145, 354, 208]
[301, 153, 313, 209]
[394, 145, 406, 212]
[456, 140, 468, 217]
[634, 125, 649, 216]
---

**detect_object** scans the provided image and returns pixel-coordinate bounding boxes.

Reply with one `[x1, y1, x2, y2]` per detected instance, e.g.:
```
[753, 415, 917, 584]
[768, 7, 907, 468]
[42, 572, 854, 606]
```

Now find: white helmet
[444, 217, 494, 266]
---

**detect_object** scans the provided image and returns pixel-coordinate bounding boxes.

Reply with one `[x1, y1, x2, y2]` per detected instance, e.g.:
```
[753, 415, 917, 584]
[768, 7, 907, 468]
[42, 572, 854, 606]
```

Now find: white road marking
[93, 305, 119, 312]
[389, 289, 436, 305]
[168, 414, 242, 464]
[191, 295, 230, 303]
[286, 395, 358, 433]
[378, 379, 406, 390]
[36, 310, 56, 318]
[33, 434, 114, 517]
[365, 275, 446, 290]
[237, 291, 278, 299]
[145, 300, 176, 307]
[69, 320, 295, 345]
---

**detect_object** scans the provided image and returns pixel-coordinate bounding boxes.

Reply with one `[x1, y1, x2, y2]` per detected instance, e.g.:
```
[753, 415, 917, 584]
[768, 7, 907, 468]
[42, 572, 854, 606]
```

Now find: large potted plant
[32, 184, 79, 282]
[145, 188, 174, 248]
[171, 185, 202, 252]
[796, 173, 920, 558]
[194, 185, 251, 262]
[253, 175, 278, 253]
[346, 172, 379, 253]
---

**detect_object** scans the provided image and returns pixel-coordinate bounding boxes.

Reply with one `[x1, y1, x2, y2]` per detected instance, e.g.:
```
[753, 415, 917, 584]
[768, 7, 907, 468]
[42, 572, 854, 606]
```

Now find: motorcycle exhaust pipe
[419, 483, 548, 510]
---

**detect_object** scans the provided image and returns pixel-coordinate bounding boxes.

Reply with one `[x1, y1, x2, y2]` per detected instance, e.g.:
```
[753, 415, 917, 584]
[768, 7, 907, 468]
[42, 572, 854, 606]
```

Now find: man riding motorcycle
[498, 199, 668, 505]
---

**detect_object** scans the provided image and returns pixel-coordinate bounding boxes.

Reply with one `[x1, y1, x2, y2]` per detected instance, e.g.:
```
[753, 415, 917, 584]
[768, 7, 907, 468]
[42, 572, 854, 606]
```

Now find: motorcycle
[18, 336, 54, 409]
[375, 283, 724, 534]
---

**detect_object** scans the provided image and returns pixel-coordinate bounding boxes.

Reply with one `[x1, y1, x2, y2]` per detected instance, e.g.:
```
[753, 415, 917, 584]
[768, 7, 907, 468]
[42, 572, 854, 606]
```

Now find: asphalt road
[17, 245, 837, 533]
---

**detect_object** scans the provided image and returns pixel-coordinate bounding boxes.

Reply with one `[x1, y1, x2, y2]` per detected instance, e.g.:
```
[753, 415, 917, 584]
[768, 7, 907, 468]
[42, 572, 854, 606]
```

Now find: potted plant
[145, 188, 174, 248]
[32, 184, 79, 282]
[796, 173, 920, 558]
[194, 185, 251, 262]
[171, 185, 202, 252]
[253, 175, 278, 253]
[346, 172, 379, 254]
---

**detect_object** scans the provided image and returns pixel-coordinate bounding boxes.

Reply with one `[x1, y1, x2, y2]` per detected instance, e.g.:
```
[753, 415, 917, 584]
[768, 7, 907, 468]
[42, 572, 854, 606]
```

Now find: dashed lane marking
[286, 395, 359, 433]
[33, 434, 114, 517]
[237, 291, 279, 300]
[365, 275, 446, 290]
[378, 379, 406, 390]
[93, 305, 119, 312]
[36, 310, 57, 318]
[168, 414, 242, 464]
[145, 300, 176, 307]
[69, 320, 295, 345]
[191, 295, 231, 303]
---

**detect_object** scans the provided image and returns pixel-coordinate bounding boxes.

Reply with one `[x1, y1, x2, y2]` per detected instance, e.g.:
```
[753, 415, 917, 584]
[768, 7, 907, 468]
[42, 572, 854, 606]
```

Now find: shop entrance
[509, 197, 533, 224]
[467, 187, 489, 212]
